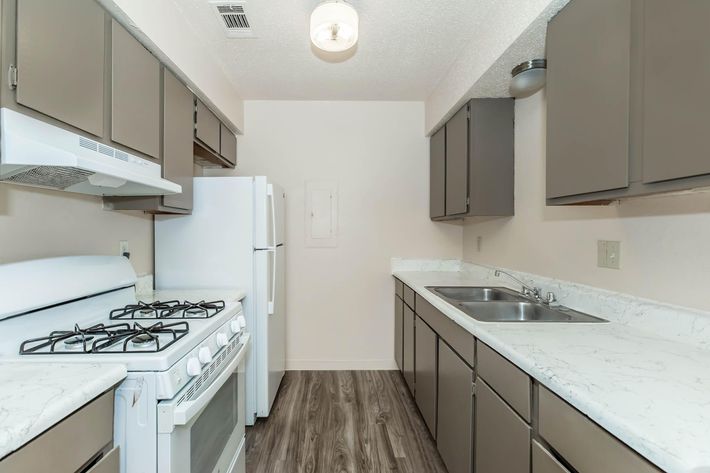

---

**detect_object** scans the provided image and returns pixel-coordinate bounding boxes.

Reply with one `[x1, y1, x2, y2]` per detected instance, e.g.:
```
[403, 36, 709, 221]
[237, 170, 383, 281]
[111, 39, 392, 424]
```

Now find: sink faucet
[494, 270, 545, 302]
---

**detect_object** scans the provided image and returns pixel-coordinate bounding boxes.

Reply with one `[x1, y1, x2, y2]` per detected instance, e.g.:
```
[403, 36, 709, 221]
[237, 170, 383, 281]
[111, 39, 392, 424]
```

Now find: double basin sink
[427, 286, 606, 323]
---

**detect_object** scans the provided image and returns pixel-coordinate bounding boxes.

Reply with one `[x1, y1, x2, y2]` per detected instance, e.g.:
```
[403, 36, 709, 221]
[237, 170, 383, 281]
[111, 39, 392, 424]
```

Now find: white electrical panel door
[305, 180, 338, 248]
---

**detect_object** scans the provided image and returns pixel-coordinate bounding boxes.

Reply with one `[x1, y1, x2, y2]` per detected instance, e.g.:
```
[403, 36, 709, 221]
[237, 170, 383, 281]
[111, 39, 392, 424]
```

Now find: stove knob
[216, 332, 229, 348]
[186, 357, 202, 377]
[230, 321, 240, 334]
[237, 315, 247, 329]
[198, 346, 213, 364]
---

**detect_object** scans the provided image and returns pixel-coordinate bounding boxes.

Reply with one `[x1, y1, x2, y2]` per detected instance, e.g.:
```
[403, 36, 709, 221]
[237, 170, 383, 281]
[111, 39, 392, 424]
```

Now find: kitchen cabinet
[429, 127, 446, 219]
[641, 0, 710, 184]
[195, 99, 221, 153]
[402, 303, 415, 394]
[477, 342, 531, 422]
[416, 294, 474, 366]
[220, 123, 238, 166]
[430, 99, 514, 221]
[111, 20, 160, 159]
[14, 0, 105, 137]
[474, 379, 531, 473]
[0, 391, 116, 472]
[437, 341, 474, 473]
[394, 294, 403, 372]
[104, 69, 194, 213]
[546, 0, 632, 200]
[414, 316, 437, 438]
[538, 386, 661, 473]
[532, 441, 571, 473]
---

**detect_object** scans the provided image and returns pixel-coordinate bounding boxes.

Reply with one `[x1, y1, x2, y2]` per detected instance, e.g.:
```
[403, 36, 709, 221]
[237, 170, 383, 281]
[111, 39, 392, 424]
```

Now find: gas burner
[110, 299, 226, 320]
[19, 321, 189, 354]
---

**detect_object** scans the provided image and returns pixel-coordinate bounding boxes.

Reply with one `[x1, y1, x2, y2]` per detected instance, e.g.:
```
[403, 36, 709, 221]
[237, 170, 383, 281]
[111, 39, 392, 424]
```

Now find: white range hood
[0, 107, 181, 196]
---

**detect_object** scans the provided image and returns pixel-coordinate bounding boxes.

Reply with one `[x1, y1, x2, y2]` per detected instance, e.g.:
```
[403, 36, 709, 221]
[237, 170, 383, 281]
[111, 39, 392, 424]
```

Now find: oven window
[190, 373, 239, 473]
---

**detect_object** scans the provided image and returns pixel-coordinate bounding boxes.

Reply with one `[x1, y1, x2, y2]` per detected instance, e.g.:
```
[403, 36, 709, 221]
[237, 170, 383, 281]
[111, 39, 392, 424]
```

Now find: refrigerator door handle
[267, 184, 277, 249]
[268, 248, 276, 315]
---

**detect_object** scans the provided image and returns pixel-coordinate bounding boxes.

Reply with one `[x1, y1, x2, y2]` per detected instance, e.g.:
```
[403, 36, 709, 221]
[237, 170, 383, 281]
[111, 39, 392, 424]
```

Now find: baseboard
[286, 359, 398, 371]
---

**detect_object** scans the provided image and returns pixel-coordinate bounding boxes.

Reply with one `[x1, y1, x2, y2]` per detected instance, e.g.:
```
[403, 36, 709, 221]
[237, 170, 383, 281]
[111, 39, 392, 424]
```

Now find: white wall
[0, 185, 153, 275]
[208, 101, 462, 369]
[463, 90, 710, 312]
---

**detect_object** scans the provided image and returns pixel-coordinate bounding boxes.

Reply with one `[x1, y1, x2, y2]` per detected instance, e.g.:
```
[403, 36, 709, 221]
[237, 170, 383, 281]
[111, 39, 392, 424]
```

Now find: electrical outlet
[119, 240, 130, 259]
[597, 240, 621, 269]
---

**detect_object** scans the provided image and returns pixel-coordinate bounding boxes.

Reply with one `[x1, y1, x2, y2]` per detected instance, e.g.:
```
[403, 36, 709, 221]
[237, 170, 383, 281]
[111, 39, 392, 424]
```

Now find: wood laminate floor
[246, 371, 448, 473]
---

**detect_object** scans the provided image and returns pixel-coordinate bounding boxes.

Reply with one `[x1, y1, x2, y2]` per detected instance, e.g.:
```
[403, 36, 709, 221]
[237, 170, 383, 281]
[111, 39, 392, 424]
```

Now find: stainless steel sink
[457, 301, 606, 323]
[427, 286, 528, 303]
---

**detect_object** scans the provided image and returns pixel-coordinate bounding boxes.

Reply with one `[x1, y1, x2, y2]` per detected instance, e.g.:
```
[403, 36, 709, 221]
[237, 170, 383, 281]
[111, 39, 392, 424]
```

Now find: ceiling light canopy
[310, 0, 359, 53]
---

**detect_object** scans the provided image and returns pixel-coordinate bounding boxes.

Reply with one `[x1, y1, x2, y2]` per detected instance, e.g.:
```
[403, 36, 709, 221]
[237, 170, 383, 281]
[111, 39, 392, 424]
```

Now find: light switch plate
[597, 240, 621, 269]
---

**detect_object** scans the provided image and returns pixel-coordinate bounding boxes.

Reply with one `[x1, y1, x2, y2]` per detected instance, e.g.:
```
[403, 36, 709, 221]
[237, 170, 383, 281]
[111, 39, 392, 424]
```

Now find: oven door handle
[158, 334, 250, 433]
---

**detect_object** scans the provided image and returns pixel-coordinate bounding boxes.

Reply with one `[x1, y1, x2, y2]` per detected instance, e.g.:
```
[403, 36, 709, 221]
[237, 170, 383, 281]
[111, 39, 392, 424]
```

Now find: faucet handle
[546, 292, 558, 305]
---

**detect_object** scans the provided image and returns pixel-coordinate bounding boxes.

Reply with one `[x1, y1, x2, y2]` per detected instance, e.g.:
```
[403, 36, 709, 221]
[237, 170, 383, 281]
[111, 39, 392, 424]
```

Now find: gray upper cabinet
[414, 317, 437, 438]
[220, 123, 237, 166]
[641, 0, 710, 184]
[475, 379, 531, 473]
[546, 0, 632, 199]
[429, 127, 446, 219]
[162, 70, 194, 211]
[111, 20, 160, 159]
[195, 99, 221, 153]
[15, 0, 105, 137]
[445, 105, 469, 216]
[437, 341, 473, 473]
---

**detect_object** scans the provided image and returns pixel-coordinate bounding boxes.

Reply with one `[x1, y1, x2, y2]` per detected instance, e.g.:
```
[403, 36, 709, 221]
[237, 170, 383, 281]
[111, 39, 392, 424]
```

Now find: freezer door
[254, 177, 286, 249]
[271, 183, 286, 246]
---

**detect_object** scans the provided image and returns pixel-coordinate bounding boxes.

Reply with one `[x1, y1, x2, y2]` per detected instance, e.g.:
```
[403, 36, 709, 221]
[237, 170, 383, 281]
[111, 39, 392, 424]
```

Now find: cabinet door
[394, 295, 403, 372]
[430, 126, 446, 219]
[475, 380, 531, 473]
[220, 123, 237, 166]
[162, 70, 194, 211]
[402, 304, 415, 394]
[15, 0, 105, 137]
[111, 20, 160, 159]
[532, 441, 571, 473]
[642, 1, 710, 183]
[546, 0, 632, 198]
[195, 99, 221, 153]
[437, 342, 473, 473]
[445, 105, 468, 216]
[415, 317, 437, 438]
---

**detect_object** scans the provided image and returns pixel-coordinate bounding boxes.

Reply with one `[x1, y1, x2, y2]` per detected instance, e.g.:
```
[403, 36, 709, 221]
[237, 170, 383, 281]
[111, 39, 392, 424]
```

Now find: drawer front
[477, 342, 531, 422]
[416, 294, 475, 367]
[86, 447, 120, 473]
[403, 285, 416, 309]
[0, 390, 114, 473]
[395, 278, 404, 298]
[539, 387, 661, 473]
[532, 441, 570, 473]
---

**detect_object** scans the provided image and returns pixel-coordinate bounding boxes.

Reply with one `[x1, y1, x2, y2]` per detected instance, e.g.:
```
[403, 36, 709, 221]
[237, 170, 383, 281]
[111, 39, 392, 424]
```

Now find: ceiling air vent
[210, 1, 255, 38]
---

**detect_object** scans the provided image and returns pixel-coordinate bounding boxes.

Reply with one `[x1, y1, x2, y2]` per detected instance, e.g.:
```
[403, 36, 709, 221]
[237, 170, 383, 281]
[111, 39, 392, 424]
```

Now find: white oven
[157, 335, 250, 473]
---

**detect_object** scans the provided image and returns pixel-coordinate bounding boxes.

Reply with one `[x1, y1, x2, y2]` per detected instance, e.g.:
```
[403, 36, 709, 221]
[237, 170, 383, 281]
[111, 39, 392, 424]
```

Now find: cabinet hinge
[8, 65, 17, 90]
[466, 197, 470, 207]
[471, 382, 476, 396]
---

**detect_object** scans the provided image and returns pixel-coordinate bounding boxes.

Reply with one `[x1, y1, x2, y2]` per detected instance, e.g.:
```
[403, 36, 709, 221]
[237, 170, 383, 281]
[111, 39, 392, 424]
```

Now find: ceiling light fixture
[510, 59, 547, 98]
[310, 0, 359, 53]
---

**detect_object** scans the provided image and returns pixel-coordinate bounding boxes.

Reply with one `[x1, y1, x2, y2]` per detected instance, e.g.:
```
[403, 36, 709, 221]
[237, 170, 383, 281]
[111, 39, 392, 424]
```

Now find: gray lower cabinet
[429, 126, 446, 219]
[641, 0, 710, 184]
[546, 0, 632, 200]
[474, 379, 531, 473]
[195, 99, 221, 153]
[111, 20, 160, 159]
[0, 391, 116, 473]
[220, 123, 237, 166]
[402, 303, 415, 394]
[437, 341, 473, 473]
[394, 295, 403, 372]
[15, 0, 105, 137]
[414, 316, 437, 438]
[532, 441, 571, 473]
[445, 105, 469, 217]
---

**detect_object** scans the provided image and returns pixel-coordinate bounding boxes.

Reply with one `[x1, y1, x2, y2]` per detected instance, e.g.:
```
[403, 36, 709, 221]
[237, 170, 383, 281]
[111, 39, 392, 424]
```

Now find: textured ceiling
[170, 0, 508, 100]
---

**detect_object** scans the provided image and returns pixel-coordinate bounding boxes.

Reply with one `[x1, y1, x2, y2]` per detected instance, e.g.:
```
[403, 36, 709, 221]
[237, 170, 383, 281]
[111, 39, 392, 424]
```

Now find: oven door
[157, 335, 250, 473]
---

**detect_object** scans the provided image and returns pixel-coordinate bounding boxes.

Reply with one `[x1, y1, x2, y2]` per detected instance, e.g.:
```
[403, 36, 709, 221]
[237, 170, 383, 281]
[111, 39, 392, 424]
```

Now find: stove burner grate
[110, 299, 225, 320]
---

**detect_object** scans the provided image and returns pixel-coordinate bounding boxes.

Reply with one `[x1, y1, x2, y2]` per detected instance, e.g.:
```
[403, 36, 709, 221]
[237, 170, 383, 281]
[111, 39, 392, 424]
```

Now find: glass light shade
[510, 60, 547, 98]
[310, 1, 359, 53]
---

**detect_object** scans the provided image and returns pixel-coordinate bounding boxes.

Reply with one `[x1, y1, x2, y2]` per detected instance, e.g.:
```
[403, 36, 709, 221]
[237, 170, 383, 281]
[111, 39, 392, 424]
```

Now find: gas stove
[0, 256, 250, 473]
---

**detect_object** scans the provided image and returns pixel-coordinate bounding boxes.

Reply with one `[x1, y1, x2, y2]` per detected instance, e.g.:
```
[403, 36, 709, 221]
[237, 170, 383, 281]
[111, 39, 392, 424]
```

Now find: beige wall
[208, 100, 462, 369]
[0, 185, 153, 275]
[463, 90, 710, 312]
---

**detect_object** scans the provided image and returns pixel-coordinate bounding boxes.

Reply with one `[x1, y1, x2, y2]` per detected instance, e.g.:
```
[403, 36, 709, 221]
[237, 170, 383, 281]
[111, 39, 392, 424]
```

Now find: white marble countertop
[0, 362, 126, 460]
[393, 269, 710, 473]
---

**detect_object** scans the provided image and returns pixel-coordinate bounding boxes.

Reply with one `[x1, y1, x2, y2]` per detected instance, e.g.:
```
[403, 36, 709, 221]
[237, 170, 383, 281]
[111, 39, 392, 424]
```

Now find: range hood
[0, 108, 181, 196]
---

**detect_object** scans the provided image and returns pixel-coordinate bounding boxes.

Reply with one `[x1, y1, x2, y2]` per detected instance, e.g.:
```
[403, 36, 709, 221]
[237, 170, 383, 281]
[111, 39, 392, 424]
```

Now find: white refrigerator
[155, 176, 286, 424]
